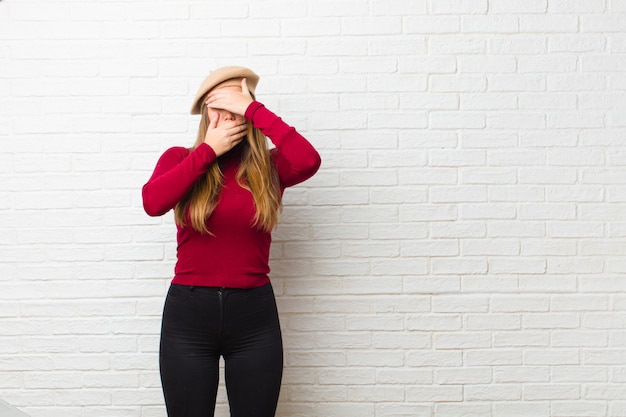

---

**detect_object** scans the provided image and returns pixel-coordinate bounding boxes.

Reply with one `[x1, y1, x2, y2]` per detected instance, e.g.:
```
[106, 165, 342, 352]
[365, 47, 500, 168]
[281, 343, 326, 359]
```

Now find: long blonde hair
[174, 101, 282, 234]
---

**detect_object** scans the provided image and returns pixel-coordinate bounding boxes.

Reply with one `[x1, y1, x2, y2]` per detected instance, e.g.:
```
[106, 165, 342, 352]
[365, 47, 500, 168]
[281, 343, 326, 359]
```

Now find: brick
[464, 349, 522, 366]
[520, 15, 579, 33]
[461, 239, 519, 255]
[430, 75, 487, 92]
[343, 17, 402, 36]
[430, 0, 488, 14]
[487, 112, 546, 128]
[490, 37, 547, 54]
[404, 276, 461, 294]
[397, 167, 457, 185]
[10, 3, 70, 21]
[489, 258, 547, 274]
[342, 277, 404, 295]
[434, 332, 491, 349]
[548, 74, 607, 91]
[340, 93, 399, 111]
[490, 0, 547, 13]
[406, 314, 462, 331]
[491, 296, 549, 312]
[462, 15, 519, 33]
[404, 16, 460, 33]
[459, 204, 517, 220]
[520, 93, 577, 112]
[465, 384, 522, 400]
[548, 257, 604, 274]
[429, 111, 486, 129]
[552, 331, 608, 347]
[554, 366, 608, 382]
[430, 222, 487, 239]
[368, 112, 427, 129]
[341, 170, 397, 186]
[429, 186, 488, 203]
[348, 350, 403, 367]
[462, 276, 519, 293]
[465, 314, 521, 330]
[550, 35, 607, 54]
[494, 331, 549, 347]
[461, 132, 518, 147]
[494, 366, 551, 383]
[308, 38, 368, 56]
[489, 186, 544, 202]
[521, 240, 577, 256]
[523, 313, 581, 329]
[582, 15, 626, 33]
[432, 295, 489, 312]
[405, 385, 463, 402]
[518, 203, 576, 219]
[525, 349, 580, 365]
[550, 0, 606, 13]
[401, 93, 459, 110]
[402, 240, 459, 257]
[372, 332, 431, 349]
[552, 401, 608, 417]
[494, 402, 551, 417]
[487, 222, 545, 237]
[519, 276, 578, 293]
[377, 368, 432, 384]
[310, 0, 369, 17]
[461, 168, 517, 184]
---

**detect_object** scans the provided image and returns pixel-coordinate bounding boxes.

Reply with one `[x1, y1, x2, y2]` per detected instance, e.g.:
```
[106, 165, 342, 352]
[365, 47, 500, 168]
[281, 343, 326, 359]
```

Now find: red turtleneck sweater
[142, 101, 321, 288]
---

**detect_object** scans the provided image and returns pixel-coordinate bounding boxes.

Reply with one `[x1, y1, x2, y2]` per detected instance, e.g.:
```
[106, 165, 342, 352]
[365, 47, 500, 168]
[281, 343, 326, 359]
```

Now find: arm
[245, 101, 321, 188]
[205, 78, 321, 187]
[141, 144, 217, 216]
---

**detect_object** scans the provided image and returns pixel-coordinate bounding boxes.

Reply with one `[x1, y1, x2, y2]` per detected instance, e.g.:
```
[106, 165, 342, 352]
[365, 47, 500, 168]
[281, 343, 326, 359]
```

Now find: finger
[241, 78, 250, 97]
[232, 129, 247, 139]
[205, 95, 225, 110]
[227, 123, 247, 134]
[208, 109, 219, 129]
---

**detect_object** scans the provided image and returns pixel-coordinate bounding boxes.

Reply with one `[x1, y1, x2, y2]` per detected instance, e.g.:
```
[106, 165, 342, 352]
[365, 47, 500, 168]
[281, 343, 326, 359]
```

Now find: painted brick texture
[1, 0, 626, 416]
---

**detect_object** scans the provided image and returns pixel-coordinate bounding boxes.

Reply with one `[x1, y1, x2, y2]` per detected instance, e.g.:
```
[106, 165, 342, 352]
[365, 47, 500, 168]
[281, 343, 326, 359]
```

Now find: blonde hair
[174, 100, 282, 234]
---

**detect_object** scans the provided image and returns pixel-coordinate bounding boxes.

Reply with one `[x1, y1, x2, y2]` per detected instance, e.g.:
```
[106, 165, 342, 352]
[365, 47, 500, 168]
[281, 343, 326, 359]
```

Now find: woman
[142, 66, 321, 417]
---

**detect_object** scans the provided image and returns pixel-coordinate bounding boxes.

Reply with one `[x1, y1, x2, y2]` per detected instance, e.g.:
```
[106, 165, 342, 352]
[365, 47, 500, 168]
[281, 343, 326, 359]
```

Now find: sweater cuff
[196, 142, 218, 163]
[244, 101, 265, 121]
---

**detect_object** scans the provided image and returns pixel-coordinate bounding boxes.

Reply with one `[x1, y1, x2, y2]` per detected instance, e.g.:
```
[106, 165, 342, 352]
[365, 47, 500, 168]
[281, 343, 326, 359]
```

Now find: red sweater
[142, 101, 321, 288]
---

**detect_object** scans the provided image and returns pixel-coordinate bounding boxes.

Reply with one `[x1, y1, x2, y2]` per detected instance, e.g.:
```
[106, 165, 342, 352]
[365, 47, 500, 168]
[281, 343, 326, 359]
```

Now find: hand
[204, 78, 254, 116]
[203, 109, 248, 157]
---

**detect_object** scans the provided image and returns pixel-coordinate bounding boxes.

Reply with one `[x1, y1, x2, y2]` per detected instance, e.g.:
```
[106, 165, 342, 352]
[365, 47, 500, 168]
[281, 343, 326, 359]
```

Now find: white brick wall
[2, 0, 626, 416]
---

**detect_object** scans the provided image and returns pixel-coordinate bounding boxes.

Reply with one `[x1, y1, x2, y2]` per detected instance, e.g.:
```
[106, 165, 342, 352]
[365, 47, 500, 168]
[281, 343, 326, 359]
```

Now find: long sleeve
[245, 101, 321, 188]
[142, 143, 217, 216]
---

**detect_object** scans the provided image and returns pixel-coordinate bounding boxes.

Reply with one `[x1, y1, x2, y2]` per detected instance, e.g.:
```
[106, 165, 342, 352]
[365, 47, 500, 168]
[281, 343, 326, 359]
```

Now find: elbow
[306, 151, 322, 178]
[292, 152, 322, 186]
[143, 203, 164, 217]
[142, 185, 166, 217]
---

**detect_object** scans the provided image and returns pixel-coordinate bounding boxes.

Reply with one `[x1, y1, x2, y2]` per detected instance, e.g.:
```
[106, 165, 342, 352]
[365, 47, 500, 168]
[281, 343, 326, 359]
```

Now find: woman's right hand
[203, 109, 248, 157]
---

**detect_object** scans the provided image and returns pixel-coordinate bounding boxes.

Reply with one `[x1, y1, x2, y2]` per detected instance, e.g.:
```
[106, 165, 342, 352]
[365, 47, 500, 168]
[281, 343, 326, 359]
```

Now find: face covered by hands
[204, 78, 254, 117]
[202, 79, 254, 157]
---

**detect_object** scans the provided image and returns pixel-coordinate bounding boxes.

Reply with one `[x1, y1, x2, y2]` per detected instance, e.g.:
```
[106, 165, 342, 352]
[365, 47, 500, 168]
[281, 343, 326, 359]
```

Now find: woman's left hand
[204, 78, 254, 116]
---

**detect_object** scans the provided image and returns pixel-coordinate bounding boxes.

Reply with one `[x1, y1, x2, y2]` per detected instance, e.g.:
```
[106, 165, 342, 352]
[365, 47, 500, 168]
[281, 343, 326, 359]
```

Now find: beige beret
[190, 66, 260, 115]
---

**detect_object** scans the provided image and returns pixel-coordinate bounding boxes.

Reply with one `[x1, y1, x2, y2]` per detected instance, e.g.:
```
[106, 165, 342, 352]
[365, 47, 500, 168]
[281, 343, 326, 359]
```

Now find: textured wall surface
[2, 0, 626, 416]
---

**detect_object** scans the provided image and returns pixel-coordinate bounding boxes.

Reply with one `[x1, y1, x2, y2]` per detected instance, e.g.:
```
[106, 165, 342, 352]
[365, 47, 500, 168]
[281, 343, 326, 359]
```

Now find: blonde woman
[142, 66, 321, 417]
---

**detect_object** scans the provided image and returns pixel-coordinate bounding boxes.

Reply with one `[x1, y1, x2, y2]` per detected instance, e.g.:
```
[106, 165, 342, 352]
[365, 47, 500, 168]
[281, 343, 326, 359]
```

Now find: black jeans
[159, 283, 283, 417]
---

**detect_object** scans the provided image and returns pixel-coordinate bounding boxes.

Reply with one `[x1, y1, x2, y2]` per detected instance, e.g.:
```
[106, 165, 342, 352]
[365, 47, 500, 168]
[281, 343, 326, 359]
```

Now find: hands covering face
[204, 78, 254, 116]
[203, 108, 247, 157]
[202, 78, 255, 157]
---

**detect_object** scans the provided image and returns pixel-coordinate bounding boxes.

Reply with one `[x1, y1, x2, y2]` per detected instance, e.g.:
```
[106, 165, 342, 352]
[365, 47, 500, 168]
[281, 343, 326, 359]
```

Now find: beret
[190, 66, 260, 115]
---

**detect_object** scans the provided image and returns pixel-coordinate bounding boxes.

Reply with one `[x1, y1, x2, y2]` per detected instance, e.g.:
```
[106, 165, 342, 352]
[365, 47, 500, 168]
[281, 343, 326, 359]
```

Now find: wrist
[244, 100, 263, 121]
